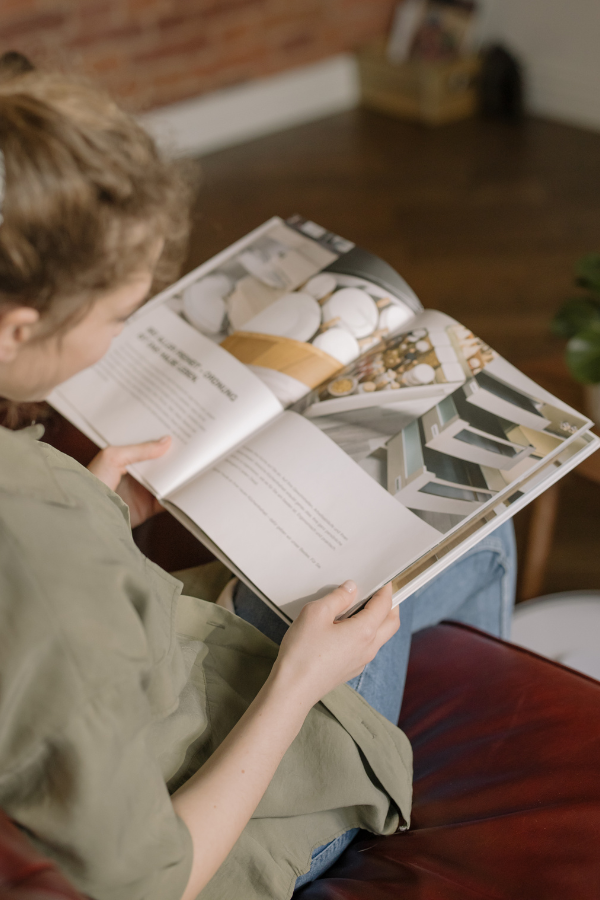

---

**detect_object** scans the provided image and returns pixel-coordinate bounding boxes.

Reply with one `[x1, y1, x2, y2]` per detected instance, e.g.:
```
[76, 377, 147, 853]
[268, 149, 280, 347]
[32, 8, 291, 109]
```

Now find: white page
[168, 411, 442, 616]
[51, 305, 282, 497]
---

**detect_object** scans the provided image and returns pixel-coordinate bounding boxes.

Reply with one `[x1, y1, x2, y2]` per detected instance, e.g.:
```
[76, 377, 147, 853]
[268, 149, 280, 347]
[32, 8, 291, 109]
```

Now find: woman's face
[0, 271, 153, 402]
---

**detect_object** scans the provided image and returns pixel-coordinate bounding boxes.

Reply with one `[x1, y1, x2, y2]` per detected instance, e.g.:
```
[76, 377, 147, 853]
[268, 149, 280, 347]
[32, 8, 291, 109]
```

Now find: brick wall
[0, 0, 397, 111]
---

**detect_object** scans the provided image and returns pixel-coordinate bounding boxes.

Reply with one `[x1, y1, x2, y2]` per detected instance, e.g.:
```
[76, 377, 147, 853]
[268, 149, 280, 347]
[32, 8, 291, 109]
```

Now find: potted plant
[552, 253, 600, 424]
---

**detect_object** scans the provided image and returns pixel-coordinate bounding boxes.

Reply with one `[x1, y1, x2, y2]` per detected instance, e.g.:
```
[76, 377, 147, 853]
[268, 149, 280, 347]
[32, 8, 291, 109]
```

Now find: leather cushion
[297, 622, 600, 898]
[0, 816, 83, 900]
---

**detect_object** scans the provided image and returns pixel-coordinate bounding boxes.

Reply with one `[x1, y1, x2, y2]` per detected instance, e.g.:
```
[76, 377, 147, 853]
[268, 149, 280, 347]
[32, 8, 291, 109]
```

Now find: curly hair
[0, 52, 198, 427]
[0, 53, 195, 334]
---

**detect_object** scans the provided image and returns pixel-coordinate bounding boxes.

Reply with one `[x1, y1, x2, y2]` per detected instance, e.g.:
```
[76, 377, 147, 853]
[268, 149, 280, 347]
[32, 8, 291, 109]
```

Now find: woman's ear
[0, 306, 40, 362]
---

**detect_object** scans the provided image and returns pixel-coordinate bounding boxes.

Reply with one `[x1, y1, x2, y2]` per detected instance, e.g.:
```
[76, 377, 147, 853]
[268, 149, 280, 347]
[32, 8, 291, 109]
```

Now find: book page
[51, 305, 282, 497]
[167, 411, 442, 618]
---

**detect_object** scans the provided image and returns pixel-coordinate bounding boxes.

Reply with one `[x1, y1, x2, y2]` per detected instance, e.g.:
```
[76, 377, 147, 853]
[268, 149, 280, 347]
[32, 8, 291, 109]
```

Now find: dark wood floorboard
[185, 109, 600, 598]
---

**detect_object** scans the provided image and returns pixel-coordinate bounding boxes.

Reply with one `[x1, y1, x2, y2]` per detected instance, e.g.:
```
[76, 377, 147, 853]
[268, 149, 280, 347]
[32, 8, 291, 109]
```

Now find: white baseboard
[139, 54, 360, 158]
[527, 59, 600, 132]
[139, 44, 600, 159]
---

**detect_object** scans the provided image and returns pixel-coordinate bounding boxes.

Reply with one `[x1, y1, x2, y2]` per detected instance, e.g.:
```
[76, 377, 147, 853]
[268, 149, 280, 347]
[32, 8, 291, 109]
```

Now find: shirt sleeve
[0, 519, 194, 900]
[5, 677, 194, 900]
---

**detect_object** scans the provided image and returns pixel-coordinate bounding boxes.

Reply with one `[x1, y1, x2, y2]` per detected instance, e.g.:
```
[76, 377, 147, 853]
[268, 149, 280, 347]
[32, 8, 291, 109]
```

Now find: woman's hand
[274, 581, 399, 710]
[87, 437, 172, 528]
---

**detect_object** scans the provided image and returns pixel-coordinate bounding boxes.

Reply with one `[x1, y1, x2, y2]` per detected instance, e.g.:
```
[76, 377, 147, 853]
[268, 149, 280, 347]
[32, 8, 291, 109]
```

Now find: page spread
[48, 215, 598, 618]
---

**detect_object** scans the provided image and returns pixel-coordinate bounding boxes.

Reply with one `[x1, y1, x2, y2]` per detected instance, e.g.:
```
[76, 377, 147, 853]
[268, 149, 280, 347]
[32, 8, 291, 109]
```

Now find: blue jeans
[233, 520, 517, 888]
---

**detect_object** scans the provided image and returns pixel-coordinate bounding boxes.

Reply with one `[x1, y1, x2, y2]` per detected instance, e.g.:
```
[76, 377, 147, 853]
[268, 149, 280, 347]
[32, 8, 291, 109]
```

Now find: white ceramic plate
[327, 376, 358, 398]
[312, 326, 360, 364]
[401, 364, 436, 386]
[242, 292, 322, 342]
[303, 273, 337, 300]
[182, 274, 231, 334]
[408, 328, 427, 341]
[379, 304, 409, 334]
[321, 288, 379, 338]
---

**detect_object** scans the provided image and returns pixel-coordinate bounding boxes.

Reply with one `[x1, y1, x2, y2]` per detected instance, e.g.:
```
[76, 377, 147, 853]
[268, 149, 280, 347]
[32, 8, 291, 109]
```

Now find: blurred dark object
[388, 0, 478, 64]
[551, 253, 600, 386]
[0, 399, 53, 431]
[132, 510, 215, 571]
[479, 44, 524, 119]
[0, 51, 35, 80]
[412, 0, 478, 62]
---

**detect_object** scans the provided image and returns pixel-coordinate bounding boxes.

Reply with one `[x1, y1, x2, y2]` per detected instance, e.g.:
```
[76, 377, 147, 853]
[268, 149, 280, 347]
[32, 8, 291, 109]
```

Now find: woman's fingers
[322, 580, 398, 651]
[279, 580, 399, 706]
[317, 580, 358, 617]
[379, 602, 401, 644]
[347, 584, 399, 653]
[115, 475, 166, 528]
[276, 580, 399, 707]
[87, 437, 172, 489]
[318, 581, 395, 632]
[104, 436, 172, 468]
[351, 583, 394, 630]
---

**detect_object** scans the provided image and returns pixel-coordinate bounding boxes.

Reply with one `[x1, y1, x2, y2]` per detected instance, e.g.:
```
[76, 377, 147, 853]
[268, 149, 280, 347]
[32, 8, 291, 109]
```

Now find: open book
[50, 216, 600, 621]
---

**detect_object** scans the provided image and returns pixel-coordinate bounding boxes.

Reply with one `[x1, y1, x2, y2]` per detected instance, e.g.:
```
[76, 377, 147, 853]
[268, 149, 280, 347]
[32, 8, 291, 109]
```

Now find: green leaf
[551, 296, 600, 338]
[566, 325, 600, 383]
[575, 253, 600, 293]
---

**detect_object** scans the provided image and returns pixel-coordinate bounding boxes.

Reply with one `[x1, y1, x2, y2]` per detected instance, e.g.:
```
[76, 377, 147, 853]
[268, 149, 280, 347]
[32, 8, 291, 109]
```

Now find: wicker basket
[357, 41, 481, 126]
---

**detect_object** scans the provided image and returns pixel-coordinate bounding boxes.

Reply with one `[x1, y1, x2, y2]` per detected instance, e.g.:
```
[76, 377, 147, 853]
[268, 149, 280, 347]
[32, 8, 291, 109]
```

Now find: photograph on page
[293, 307, 590, 537]
[295, 311, 496, 466]
[381, 367, 588, 536]
[297, 310, 494, 422]
[162, 216, 417, 405]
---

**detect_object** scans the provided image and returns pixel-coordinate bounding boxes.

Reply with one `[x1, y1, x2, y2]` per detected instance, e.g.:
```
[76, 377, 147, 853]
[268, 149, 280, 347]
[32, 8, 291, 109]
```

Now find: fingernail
[341, 580, 356, 593]
[158, 436, 170, 443]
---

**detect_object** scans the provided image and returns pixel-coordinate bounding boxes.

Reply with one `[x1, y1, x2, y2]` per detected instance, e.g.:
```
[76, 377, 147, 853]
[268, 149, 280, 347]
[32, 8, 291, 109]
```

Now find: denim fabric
[293, 828, 360, 889]
[233, 520, 517, 888]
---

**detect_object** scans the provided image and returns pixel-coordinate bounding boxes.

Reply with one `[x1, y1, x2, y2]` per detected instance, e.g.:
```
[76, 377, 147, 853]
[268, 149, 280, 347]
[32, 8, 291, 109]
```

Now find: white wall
[476, 0, 600, 131]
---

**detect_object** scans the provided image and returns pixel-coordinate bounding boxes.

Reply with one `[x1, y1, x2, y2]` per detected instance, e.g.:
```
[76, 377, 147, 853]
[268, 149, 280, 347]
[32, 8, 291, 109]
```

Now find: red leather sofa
[2, 621, 599, 900]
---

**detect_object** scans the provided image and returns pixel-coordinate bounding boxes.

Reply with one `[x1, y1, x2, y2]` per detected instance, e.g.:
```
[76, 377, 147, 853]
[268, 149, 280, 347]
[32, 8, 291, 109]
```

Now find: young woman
[0, 58, 516, 900]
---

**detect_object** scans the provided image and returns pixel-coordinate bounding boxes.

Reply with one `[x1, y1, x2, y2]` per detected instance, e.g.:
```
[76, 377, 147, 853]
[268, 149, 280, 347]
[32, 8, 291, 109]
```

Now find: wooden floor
[186, 109, 600, 598]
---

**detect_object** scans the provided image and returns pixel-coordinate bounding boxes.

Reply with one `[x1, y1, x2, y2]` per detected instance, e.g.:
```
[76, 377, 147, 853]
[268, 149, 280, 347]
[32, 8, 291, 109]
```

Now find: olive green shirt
[0, 425, 412, 900]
